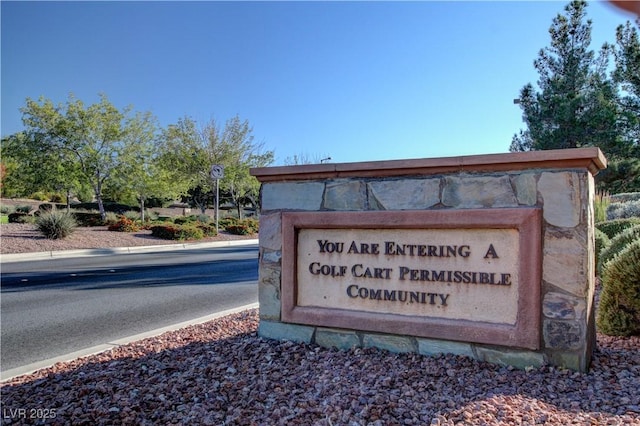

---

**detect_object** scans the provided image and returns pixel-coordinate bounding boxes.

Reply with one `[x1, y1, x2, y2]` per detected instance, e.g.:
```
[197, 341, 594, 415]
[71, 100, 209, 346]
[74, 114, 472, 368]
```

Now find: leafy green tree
[511, 1, 620, 156]
[20, 94, 152, 220]
[110, 111, 178, 221]
[1, 132, 35, 197]
[219, 116, 274, 218]
[156, 117, 201, 200]
[157, 116, 274, 216]
[1, 131, 83, 206]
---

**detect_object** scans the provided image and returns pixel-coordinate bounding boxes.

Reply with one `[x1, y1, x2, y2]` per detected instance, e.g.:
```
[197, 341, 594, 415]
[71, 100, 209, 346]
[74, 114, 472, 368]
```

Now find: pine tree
[511, 1, 619, 155]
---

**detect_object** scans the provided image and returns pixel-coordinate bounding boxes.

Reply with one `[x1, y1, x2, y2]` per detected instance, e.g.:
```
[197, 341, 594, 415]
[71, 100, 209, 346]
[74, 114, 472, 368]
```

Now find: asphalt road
[0, 244, 258, 373]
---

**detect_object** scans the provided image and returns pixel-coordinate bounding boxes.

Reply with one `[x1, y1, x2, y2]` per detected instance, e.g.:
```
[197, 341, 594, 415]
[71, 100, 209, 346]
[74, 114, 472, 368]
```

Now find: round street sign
[211, 165, 224, 179]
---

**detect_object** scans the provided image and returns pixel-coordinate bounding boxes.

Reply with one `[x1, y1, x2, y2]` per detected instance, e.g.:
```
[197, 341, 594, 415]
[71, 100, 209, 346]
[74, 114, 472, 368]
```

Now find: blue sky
[1, 1, 636, 165]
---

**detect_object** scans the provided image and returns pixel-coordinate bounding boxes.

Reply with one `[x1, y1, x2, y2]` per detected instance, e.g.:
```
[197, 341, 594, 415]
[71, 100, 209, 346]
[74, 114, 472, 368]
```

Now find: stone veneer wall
[251, 148, 607, 372]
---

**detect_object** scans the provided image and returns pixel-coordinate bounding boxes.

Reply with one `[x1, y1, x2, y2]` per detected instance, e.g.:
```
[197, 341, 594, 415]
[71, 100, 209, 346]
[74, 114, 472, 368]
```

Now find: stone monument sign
[251, 148, 606, 372]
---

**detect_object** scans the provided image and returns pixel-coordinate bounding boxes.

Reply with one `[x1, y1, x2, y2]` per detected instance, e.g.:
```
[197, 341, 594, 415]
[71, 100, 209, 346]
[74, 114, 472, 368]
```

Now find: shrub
[196, 214, 211, 223]
[29, 191, 49, 201]
[610, 192, 640, 203]
[596, 240, 640, 336]
[180, 224, 205, 240]
[72, 212, 104, 227]
[594, 228, 611, 271]
[173, 216, 192, 225]
[38, 203, 54, 212]
[219, 217, 237, 229]
[596, 218, 640, 239]
[35, 210, 77, 239]
[150, 224, 204, 241]
[197, 222, 218, 237]
[123, 210, 141, 221]
[49, 193, 64, 203]
[598, 225, 640, 276]
[174, 214, 211, 225]
[150, 224, 178, 240]
[594, 190, 610, 223]
[146, 210, 159, 222]
[103, 212, 119, 226]
[72, 202, 135, 214]
[15, 204, 33, 214]
[226, 218, 259, 235]
[607, 200, 640, 220]
[1, 205, 15, 215]
[8, 212, 34, 223]
[108, 217, 141, 233]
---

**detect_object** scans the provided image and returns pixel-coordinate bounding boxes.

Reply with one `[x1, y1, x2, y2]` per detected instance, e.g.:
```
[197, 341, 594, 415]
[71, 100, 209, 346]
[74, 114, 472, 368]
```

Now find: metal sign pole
[215, 178, 219, 233]
[210, 164, 224, 235]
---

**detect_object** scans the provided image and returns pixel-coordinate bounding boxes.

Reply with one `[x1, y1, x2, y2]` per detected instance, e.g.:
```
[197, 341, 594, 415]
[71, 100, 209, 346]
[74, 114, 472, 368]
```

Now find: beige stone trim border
[251, 147, 606, 182]
[281, 208, 542, 350]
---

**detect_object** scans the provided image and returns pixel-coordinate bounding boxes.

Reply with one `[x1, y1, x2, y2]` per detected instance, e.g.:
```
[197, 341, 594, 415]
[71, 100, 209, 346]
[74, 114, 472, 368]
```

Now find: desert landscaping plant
[607, 200, 640, 220]
[594, 190, 610, 223]
[8, 212, 35, 224]
[103, 211, 119, 226]
[14, 204, 33, 214]
[597, 225, 640, 275]
[594, 228, 611, 269]
[0, 205, 15, 215]
[150, 223, 204, 240]
[596, 240, 640, 336]
[123, 210, 141, 221]
[72, 211, 105, 227]
[224, 217, 259, 235]
[108, 216, 141, 233]
[596, 217, 640, 239]
[35, 210, 77, 239]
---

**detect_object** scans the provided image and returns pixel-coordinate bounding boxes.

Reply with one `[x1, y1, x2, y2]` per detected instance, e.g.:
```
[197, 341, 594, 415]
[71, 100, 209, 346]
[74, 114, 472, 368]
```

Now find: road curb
[0, 239, 259, 263]
[0, 303, 259, 382]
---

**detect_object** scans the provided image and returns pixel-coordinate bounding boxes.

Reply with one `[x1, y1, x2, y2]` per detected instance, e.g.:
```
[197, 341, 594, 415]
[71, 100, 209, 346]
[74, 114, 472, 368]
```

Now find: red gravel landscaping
[1, 309, 638, 425]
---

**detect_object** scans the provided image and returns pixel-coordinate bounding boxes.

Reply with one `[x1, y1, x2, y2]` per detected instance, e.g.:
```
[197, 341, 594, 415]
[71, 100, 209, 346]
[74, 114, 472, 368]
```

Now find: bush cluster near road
[595, 192, 640, 337]
[3, 200, 259, 242]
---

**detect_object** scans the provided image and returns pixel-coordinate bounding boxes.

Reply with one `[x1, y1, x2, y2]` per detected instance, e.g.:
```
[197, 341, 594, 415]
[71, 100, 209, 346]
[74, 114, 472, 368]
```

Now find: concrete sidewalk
[0, 239, 259, 263]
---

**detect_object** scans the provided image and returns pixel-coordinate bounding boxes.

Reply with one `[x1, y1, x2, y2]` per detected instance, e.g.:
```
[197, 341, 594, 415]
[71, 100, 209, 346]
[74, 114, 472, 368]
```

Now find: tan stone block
[475, 347, 545, 370]
[258, 212, 281, 251]
[442, 175, 518, 208]
[543, 291, 586, 320]
[513, 174, 537, 206]
[262, 182, 324, 211]
[324, 180, 366, 210]
[417, 338, 475, 358]
[363, 333, 416, 353]
[368, 179, 440, 210]
[543, 233, 586, 296]
[316, 328, 361, 350]
[539, 172, 581, 227]
[259, 266, 281, 320]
